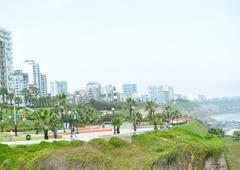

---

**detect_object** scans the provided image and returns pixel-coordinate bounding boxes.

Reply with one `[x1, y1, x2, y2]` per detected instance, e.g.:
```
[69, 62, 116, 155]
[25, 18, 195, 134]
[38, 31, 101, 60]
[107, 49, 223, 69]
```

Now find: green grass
[178, 120, 208, 136]
[222, 136, 240, 170]
[0, 120, 225, 170]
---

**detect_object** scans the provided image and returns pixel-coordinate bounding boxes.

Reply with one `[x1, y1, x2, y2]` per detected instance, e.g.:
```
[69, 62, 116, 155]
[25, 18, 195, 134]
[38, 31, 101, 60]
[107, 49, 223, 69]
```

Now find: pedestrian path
[0, 127, 153, 145]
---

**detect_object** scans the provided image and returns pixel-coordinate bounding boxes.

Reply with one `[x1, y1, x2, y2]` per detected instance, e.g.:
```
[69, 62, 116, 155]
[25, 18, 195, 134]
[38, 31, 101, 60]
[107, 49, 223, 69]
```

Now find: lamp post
[13, 95, 17, 136]
[112, 107, 116, 134]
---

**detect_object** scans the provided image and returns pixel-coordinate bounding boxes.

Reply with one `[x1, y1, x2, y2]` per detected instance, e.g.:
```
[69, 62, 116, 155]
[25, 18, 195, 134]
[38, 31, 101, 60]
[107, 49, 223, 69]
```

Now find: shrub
[109, 137, 128, 148]
[233, 131, 240, 142]
[208, 128, 225, 138]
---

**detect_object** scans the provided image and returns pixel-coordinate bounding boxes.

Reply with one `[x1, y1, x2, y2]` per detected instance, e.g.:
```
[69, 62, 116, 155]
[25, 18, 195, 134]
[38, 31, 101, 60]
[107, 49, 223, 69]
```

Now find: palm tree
[145, 101, 157, 116]
[0, 87, 8, 104]
[147, 112, 164, 130]
[29, 86, 39, 97]
[54, 93, 69, 132]
[21, 88, 31, 106]
[145, 101, 158, 130]
[15, 97, 22, 108]
[171, 109, 181, 123]
[131, 112, 142, 131]
[7, 93, 14, 106]
[34, 109, 59, 140]
[126, 98, 136, 117]
[163, 105, 172, 123]
[111, 115, 123, 134]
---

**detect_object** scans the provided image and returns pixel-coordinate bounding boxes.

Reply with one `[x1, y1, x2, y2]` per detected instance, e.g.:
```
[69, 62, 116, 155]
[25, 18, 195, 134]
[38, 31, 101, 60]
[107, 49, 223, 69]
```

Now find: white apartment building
[51, 81, 68, 96]
[0, 27, 13, 92]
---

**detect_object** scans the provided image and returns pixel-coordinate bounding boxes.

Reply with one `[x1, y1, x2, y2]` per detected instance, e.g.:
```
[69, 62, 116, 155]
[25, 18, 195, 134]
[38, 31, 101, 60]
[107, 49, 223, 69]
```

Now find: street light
[13, 95, 17, 136]
[112, 107, 116, 134]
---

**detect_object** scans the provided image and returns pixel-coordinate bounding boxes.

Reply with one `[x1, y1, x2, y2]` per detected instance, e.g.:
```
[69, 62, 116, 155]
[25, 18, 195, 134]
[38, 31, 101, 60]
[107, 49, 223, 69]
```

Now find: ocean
[210, 112, 240, 121]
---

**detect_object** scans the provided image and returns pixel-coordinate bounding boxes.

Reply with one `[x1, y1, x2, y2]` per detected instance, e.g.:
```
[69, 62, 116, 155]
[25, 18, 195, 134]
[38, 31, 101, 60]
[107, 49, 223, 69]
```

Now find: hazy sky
[1, 0, 240, 98]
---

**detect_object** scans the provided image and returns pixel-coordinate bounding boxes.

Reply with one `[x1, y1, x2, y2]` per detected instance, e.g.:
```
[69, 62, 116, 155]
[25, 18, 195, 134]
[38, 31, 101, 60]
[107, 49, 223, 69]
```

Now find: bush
[17, 120, 35, 131]
[109, 137, 128, 148]
[233, 131, 240, 142]
[208, 128, 225, 138]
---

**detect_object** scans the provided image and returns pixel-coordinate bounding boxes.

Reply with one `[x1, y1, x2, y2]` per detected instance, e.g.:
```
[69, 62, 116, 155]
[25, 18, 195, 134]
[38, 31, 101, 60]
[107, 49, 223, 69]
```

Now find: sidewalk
[0, 127, 153, 145]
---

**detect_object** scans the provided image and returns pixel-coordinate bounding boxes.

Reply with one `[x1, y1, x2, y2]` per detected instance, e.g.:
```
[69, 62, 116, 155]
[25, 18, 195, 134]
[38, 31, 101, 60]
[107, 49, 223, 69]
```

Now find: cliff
[151, 153, 228, 170]
[0, 120, 228, 170]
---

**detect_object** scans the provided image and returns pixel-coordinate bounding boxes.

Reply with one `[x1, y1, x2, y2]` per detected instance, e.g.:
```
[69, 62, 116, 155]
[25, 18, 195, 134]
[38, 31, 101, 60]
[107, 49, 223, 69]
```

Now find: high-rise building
[50, 81, 68, 96]
[0, 27, 13, 91]
[23, 60, 41, 89]
[40, 74, 47, 96]
[168, 86, 174, 102]
[162, 86, 175, 103]
[22, 60, 48, 96]
[148, 86, 165, 105]
[122, 84, 137, 98]
[101, 84, 114, 101]
[13, 70, 28, 96]
[71, 89, 87, 104]
[86, 82, 101, 100]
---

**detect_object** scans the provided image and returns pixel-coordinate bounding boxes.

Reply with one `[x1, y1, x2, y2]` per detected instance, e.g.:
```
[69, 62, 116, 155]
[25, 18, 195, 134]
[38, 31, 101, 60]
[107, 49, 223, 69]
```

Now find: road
[0, 127, 153, 145]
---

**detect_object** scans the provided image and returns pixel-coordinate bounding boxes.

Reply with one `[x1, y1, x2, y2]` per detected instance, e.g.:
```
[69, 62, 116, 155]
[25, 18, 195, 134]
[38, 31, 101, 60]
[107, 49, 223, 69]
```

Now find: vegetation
[0, 120, 225, 170]
[208, 128, 225, 138]
[223, 136, 240, 170]
[233, 131, 240, 142]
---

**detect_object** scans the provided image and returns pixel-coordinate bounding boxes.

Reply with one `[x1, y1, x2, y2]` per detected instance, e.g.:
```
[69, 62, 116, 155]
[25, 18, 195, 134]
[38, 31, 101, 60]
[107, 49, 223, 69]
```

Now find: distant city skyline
[1, 0, 240, 98]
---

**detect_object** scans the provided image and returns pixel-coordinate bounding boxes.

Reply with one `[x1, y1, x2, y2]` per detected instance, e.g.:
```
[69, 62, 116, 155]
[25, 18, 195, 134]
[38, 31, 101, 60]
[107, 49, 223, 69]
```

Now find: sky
[1, 0, 240, 98]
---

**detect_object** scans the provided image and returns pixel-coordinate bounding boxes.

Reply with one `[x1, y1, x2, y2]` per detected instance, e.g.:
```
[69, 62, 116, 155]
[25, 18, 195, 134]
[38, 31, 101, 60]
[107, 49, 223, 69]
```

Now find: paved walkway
[1, 127, 153, 145]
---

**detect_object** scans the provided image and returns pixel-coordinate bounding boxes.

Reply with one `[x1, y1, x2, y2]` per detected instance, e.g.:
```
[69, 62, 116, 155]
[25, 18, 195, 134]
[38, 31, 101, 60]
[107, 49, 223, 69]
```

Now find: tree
[148, 113, 163, 130]
[7, 93, 14, 106]
[15, 97, 22, 108]
[233, 131, 240, 141]
[111, 115, 124, 134]
[21, 88, 31, 106]
[75, 104, 103, 124]
[126, 98, 136, 117]
[34, 109, 59, 140]
[145, 101, 159, 129]
[0, 87, 8, 104]
[208, 128, 225, 138]
[29, 86, 39, 97]
[54, 93, 69, 132]
[171, 109, 182, 123]
[163, 105, 172, 123]
[145, 101, 157, 117]
[0, 121, 12, 132]
[131, 112, 142, 131]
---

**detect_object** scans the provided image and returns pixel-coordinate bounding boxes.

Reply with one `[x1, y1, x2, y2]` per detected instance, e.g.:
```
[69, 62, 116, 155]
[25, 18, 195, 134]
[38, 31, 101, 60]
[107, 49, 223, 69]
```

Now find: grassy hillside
[0, 120, 225, 170]
[222, 136, 240, 170]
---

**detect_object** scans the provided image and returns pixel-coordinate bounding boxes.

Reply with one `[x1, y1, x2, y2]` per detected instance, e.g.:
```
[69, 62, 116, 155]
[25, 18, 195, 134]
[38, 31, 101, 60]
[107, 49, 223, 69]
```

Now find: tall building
[0, 27, 13, 91]
[148, 86, 165, 105]
[50, 81, 68, 96]
[86, 82, 101, 100]
[13, 70, 28, 96]
[23, 60, 41, 89]
[22, 60, 47, 96]
[40, 74, 47, 96]
[168, 86, 174, 102]
[71, 89, 87, 104]
[122, 84, 137, 98]
[163, 86, 174, 103]
[101, 84, 114, 101]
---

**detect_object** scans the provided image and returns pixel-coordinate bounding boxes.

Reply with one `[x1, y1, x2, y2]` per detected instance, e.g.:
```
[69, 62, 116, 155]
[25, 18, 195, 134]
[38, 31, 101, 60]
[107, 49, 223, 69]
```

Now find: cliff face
[151, 153, 228, 170]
